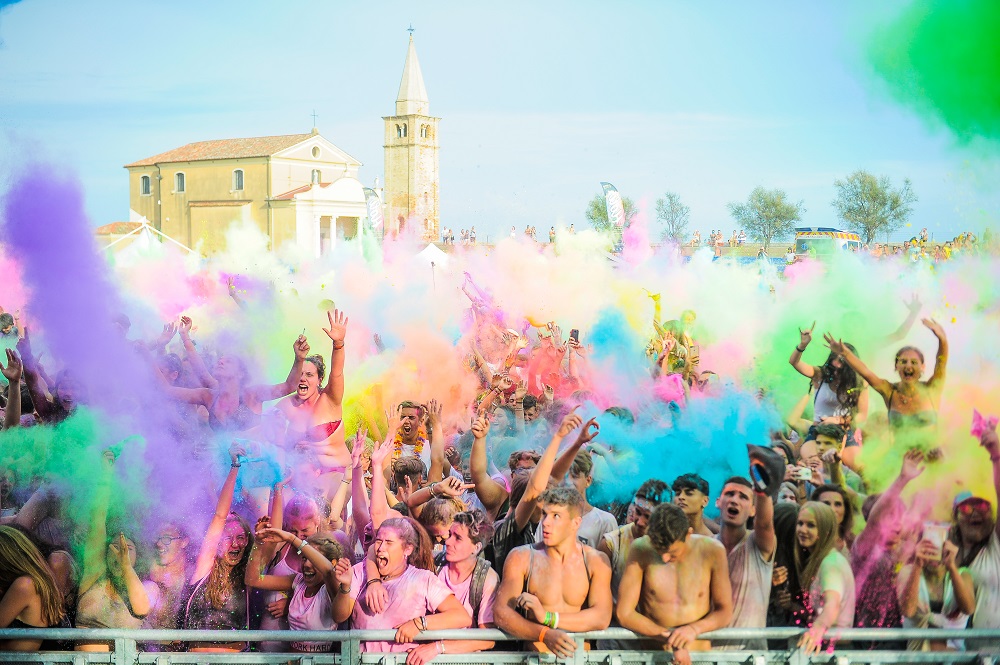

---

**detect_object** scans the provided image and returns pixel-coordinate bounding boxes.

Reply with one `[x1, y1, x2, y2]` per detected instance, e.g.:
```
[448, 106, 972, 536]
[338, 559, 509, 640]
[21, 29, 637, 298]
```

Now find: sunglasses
[957, 499, 992, 516]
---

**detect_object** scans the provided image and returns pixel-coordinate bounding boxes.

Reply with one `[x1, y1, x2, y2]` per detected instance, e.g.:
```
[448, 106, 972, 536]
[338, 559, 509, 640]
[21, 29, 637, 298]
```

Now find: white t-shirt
[717, 530, 774, 650]
[437, 564, 499, 627]
[963, 531, 1000, 649]
[810, 550, 856, 629]
[288, 573, 336, 651]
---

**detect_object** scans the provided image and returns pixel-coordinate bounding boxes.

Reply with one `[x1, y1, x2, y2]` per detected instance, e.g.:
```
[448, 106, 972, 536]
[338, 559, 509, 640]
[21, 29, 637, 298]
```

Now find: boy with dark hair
[672, 473, 715, 536]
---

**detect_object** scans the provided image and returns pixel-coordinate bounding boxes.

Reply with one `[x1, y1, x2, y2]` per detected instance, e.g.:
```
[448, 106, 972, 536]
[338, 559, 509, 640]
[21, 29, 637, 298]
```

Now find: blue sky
[1, 0, 997, 243]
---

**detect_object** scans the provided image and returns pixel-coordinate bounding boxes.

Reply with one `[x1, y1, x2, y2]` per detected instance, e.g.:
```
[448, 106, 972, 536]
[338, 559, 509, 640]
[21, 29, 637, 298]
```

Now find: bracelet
[429, 482, 441, 497]
[538, 627, 549, 643]
[333, 341, 345, 350]
[544, 611, 553, 627]
[339, 583, 351, 594]
[553, 612, 560, 630]
[795, 345, 806, 353]
[437, 641, 445, 655]
[231, 463, 241, 469]
[297, 539, 308, 555]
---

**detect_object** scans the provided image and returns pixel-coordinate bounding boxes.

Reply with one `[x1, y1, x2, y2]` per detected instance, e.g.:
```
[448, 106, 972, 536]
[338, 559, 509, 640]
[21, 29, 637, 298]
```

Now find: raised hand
[351, 427, 368, 469]
[155, 322, 178, 347]
[921, 318, 945, 340]
[113, 533, 134, 570]
[575, 417, 600, 446]
[0, 348, 23, 384]
[334, 557, 352, 588]
[436, 476, 474, 498]
[371, 437, 393, 472]
[822, 332, 848, 356]
[471, 415, 490, 440]
[229, 442, 247, 466]
[557, 407, 582, 438]
[178, 316, 193, 339]
[513, 380, 528, 402]
[900, 448, 925, 482]
[427, 399, 443, 428]
[293, 335, 310, 360]
[905, 293, 922, 314]
[323, 309, 349, 344]
[798, 321, 815, 348]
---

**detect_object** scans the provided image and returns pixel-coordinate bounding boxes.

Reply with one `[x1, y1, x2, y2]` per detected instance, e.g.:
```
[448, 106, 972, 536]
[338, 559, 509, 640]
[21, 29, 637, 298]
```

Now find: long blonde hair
[793, 502, 838, 592]
[205, 513, 251, 610]
[0, 526, 64, 626]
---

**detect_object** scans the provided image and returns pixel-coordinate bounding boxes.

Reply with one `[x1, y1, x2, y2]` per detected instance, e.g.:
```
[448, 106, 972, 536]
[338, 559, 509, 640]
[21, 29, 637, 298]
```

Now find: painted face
[956, 499, 994, 545]
[56, 378, 85, 408]
[813, 434, 841, 456]
[107, 537, 138, 577]
[895, 350, 924, 382]
[630, 499, 654, 537]
[523, 405, 541, 422]
[717, 483, 754, 527]
[778, 487, 798, 505]
[658, 539, 688, 564]
[674, 488, 708, 516]
[444, 523, 479, 563]
[373, 527, 412, 577]
[296, 363, 321, 400]
[154, 527, 188, 567]
[217, 518, 250, 566]
[285, 511, 320, 542]
[796, 507, 820, 549]
[539, 503, 580, 546]
[214, 355, 244, 381]
[817, 491, 845, 526]
[426, 523, 451, 549]
[568, 471, 591, 498]
[399, 407, 421, 439]
[490, 408, 510, 433]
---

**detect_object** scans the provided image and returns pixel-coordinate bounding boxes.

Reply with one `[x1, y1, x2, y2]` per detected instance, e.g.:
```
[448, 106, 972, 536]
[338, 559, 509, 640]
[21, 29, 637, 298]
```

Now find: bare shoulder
[9, 575, 37, 595]
[583, 544, 611, 569]
[628, 535, 658, 564]
[690, 534, 726, 557]
[502, 545, 532, 572]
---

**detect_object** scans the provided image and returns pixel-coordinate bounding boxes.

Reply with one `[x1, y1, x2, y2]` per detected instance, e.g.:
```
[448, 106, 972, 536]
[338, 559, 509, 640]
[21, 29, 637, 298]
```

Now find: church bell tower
[383, 31, 440, 240]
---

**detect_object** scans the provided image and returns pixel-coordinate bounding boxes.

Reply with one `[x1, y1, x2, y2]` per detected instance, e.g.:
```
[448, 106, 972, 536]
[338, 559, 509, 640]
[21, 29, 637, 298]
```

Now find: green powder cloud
[868, 0, 1000, 143]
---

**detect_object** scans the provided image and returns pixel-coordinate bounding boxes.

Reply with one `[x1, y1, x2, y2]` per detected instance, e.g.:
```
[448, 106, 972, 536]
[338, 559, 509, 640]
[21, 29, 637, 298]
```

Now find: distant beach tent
[99, 211, 199, 256]
[415, 242, 450, 270]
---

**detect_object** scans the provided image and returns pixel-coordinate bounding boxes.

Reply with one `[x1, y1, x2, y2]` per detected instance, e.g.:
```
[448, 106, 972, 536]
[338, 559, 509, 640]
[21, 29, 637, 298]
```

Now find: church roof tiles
[125, 133, 314, 167]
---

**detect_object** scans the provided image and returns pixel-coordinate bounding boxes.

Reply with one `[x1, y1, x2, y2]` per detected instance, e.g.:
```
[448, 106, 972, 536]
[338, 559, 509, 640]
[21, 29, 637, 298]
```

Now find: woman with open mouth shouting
[823, 318, 947, 447]
[331, 517, 472, 660]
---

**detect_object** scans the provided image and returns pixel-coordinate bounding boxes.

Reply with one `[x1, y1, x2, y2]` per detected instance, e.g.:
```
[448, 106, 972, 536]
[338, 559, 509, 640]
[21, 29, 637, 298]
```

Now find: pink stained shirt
[437, 564, 500, 627]
[349, 563, 454, 652]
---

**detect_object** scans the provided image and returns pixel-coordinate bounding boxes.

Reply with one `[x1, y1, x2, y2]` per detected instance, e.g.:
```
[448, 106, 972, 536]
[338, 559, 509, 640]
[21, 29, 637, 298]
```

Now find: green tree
[655, 192, 690, 243]
[727, 187, 803, 250]
[832, 170, 917, 244]
[585, 193, 639, 237]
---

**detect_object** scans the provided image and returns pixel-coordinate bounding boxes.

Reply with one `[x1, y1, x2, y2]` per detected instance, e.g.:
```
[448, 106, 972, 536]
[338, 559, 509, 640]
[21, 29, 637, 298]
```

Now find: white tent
[414, 242, 450, 270]
[102, 211, 198, 256]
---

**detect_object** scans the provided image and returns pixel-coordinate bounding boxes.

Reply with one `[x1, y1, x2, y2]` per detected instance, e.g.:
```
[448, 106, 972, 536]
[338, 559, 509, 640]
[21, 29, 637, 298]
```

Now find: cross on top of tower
[311, 109, 318, 128]
[407, 24, 414, 36]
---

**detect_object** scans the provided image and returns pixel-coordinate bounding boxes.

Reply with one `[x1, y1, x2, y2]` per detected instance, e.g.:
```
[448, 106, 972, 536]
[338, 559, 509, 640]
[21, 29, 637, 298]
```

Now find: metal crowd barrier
[0, 628, 999, 665]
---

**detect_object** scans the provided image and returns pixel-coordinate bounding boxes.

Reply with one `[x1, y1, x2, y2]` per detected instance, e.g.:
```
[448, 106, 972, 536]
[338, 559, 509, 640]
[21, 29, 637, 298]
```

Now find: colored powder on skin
[868, 0, 1000, 143]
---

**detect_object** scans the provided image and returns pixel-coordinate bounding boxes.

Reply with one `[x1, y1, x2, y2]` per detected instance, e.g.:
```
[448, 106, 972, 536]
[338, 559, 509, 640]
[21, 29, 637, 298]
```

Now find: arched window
[396, 124, 403, 138]
[402, 123, 408, 138]
[174, 172, 185, 193]
[140, 175, 151, 196]
[233, 169, 244, 191]
[311, 169, 321, 184]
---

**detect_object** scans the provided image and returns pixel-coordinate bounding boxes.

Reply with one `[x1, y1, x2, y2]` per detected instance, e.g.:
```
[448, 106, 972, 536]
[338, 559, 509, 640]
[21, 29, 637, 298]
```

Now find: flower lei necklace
[393, 425, 428, 459]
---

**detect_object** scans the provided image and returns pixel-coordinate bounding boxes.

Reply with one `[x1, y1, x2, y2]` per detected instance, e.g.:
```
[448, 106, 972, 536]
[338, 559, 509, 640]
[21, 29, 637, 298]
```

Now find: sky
[0, 0, 997, 243]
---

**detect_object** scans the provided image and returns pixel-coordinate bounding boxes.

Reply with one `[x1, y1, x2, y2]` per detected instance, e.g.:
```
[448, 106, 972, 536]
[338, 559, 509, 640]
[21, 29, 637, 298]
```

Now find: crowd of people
[0, 244, 999, 664]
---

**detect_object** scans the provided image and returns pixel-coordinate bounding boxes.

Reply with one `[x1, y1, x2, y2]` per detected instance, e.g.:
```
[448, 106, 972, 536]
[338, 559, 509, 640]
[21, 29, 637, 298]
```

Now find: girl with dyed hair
[75, 451, 158, 651]
[183, 444, 254, 651]
[823, 319, 947, 445]
[331, 517, 471, 654]
[0, 525, 66, 652]
[794, 501, 855, 655]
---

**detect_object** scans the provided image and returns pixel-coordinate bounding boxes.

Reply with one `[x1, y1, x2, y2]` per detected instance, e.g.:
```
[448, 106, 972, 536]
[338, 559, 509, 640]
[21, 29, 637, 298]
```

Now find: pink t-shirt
[350, 563, 453, 652]
[437, 565, 499, 627]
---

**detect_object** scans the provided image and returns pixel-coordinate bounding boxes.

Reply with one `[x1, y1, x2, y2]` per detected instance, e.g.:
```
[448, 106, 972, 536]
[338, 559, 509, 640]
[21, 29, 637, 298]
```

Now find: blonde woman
[0, 526, 66, 652]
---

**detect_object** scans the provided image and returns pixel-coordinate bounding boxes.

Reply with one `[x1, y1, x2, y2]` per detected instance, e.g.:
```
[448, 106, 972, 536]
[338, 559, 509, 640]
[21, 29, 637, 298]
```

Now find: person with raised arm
[275, 310, 351, 497]
[0, 349, 22, 430]
[490, 409, 597, 572]
[331, 517, 472, 657]
[75, 451, 158, 651]
[168, 315, 308, 432]
[493, 486, 613, 658]
[824, 318, 947, 444]
[182, 443, 254, 652]
[615, 503, 733, 665]
[789, 322, 867, 428]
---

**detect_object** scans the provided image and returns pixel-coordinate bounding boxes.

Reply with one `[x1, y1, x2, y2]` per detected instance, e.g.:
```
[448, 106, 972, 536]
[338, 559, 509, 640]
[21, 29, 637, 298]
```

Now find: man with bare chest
[493, 486, 613, 658]
[616, 503, 733, 665]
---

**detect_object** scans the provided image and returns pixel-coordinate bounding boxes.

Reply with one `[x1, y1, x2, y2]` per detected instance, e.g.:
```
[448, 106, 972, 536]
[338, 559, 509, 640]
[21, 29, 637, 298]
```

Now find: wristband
[231, 463, 241, 469]
[538, 627, 549, 644]
[297, 539, 308, 555]
[339, 583, 351, 594]
[420, 615, 428, 631]
[544, 611, 553, 627]
[795, 345, 806, 353]
[553, 612, 560, 630]
[437, 641, 445, 654]
[333, 341, 345, 350]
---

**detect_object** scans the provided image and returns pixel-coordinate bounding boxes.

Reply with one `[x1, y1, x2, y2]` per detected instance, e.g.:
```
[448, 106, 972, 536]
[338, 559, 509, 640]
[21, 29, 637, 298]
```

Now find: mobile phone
[570, 329, 580, 343]
[797, 467, 813, 482]
[923, 521, 949, 560]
